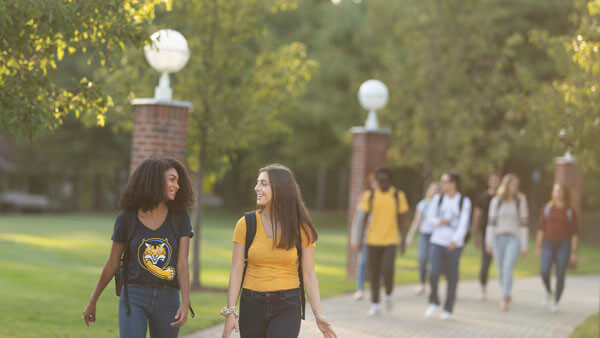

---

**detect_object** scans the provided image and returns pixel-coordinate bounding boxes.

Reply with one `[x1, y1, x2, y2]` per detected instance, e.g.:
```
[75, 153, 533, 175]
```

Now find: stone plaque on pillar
[346, 127, 391, 279]
[130, 98, 192, 173]
[554, 154, 583, 219]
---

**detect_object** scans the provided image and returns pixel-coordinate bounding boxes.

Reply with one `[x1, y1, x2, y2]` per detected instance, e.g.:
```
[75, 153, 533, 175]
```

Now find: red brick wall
[346, 128, 390, 279]
[554, 160, 583, 218]
[130, 102, 190, 173]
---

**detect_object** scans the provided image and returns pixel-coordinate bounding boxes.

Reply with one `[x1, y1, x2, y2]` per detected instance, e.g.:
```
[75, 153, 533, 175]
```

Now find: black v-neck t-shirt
[111, 210, 193, 288]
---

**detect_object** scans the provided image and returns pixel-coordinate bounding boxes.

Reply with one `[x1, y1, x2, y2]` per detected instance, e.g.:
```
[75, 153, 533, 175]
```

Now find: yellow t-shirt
[232, 211, 316, 292]
[359, 188, 409, 246]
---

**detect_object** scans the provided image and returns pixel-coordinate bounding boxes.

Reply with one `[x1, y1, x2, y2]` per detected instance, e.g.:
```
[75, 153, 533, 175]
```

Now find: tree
[0, 0, 167, 139]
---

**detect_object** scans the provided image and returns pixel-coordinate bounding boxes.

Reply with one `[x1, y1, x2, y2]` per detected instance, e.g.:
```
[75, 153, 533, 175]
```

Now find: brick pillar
[130, 99, 192, 173]
[346, 127, 391, 279]
[554, 155, 583, 218]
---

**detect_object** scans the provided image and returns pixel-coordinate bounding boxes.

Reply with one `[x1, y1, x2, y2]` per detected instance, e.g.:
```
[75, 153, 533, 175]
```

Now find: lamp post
[357, 79, 389, 130]
[143, 29, 191, 101]
[346, 79, 391, 279]
[130, 29, 192, 173]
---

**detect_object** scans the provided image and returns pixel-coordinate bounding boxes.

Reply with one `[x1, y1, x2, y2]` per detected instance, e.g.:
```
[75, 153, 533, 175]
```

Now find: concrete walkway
[187, 275, 599, 337]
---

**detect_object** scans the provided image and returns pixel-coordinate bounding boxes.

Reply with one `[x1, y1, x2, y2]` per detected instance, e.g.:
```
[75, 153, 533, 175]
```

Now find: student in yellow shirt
[354, 167, 409, 316]
[221, 164, 337, 338]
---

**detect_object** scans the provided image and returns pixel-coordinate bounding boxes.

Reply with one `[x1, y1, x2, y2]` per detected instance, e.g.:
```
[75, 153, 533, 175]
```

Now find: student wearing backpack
[424, 172, 471, 320]
[82, 157, 195, 338]
[485, 174, 529, 312]
[471, 171, 501, 300]
[406, 182, 440, 295]
[354, 167, 410, 317]
[349, 173, 378, 301]
[535, 183, 579, 313]
[221, 164, 337, 338]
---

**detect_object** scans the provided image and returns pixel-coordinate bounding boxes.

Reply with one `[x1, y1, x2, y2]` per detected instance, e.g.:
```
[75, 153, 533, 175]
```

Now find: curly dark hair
[118, 157, 195, 212]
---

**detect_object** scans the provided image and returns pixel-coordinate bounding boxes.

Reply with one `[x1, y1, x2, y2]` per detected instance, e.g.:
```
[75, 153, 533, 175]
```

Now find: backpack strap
[122, 211, 138, 316]
[368, 188, 375, 214]
[296, 225, 306, 320]
[242, 212, 258, 288]
[167, 211, 195, 318]
[394, 188, 400, 215]
[566, 209, 573, 224]
[543, 203, 552, 217]
[437, 194, 445, 216]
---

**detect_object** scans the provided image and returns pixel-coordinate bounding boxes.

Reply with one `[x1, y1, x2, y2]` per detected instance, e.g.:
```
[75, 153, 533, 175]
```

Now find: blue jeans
[118, 284, 181, 338]
[540, 238, 571, 302]
[429, 243, 463, 313]
[356, 241, 368, 291]
[418, 233, 432, 285]
[239, 288, 301, 338]
[493, 234, 520, 300]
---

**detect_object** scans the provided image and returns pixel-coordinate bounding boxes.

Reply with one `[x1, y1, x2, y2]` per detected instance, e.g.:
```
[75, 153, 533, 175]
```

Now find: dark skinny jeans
[540, 238, 571, 302]
[239, 288, 301, 338]
[367, 245, 396, 304]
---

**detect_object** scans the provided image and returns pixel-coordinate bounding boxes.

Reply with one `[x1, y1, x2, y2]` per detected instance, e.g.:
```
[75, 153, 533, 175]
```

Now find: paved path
[187, 275, 599, 337]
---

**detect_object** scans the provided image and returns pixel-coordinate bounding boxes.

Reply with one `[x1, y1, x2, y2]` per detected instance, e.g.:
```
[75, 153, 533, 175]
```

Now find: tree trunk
[316, 166, 327, 210]
[191, 124, 207, 290]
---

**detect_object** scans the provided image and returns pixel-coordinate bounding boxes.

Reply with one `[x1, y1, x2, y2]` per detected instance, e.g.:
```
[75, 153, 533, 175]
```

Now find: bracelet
[220, 306, 239, 319]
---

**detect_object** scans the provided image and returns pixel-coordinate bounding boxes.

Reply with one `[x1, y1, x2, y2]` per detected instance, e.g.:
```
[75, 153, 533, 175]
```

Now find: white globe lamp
[143, 29, 190, 101]
[357, 79, 389, 130]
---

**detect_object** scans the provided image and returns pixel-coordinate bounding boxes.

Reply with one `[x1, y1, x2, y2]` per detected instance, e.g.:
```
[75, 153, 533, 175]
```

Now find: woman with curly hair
[221, 164, 337, 338]
[83, 157, 195, 338]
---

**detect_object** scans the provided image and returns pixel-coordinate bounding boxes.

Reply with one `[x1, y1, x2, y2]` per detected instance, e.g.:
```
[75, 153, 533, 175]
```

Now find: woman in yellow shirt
[221, 164, 337, 338]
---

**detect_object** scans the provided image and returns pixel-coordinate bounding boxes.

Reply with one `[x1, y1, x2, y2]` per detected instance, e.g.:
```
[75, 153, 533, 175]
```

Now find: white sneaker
[415, 284, 425, 295]
[440, 311, 451, 320]
[542, 293, 553, 307]
[353, 290, 364, 301]
[367, 304, 381, 317]
[424, 304, 438, 318]
[384, 295, 393, 312]
[550, 301, 559, 313]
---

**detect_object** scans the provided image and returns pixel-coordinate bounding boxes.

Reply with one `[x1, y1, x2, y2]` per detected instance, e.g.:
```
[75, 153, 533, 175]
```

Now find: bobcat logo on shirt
[137, 238, 175, 280]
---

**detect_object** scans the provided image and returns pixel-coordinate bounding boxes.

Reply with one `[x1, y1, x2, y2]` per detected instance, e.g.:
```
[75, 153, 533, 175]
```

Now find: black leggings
[367, 245, 396, 303]
[239, 288, 301, 338]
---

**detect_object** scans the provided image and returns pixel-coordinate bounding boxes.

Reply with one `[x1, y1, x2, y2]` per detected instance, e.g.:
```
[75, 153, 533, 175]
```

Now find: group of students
[350, 169, 580, 320]
[82, 157, 579, 337]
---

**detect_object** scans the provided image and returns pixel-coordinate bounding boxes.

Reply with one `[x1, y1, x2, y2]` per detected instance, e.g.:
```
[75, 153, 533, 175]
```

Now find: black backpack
[114, 211, 195, 318]
[436, 193, 471, 243]
[242, 211, 307, 320]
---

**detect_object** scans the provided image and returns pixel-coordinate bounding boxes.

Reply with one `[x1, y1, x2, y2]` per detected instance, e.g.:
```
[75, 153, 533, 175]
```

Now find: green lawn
[570, 314, 599, 338]
[0, 210, 599, 337]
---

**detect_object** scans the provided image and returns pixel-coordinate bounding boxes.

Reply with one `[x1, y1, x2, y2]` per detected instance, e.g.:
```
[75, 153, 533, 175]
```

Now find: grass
[570, 314, 599, 338]
[0, 210, 599, 337]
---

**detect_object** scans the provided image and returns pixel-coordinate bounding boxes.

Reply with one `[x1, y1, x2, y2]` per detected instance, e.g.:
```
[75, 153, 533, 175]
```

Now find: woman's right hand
[535, 246, 541, 258]
[485, 245, 493, 255]
[221, 315, 239, 338]
[82, 302, 96, 327]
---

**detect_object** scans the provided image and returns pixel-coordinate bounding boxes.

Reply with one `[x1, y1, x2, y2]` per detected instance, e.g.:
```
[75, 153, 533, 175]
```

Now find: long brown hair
[496, 173, 523, 202]
[259, 164, 318, 250]
[551, 183, 571, 209]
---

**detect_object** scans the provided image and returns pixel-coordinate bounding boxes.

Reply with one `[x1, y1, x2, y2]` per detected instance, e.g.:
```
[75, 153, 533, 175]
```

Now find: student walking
[221, 164, 337, 338]
[406, 182, 440, 295]
[535, 183, 579, 313]
[424, 172, 471, 320]
[471, 171, 501, 300]
[485, 174, 529, 311]
[83, 157, 196, 338]
[354, 167, 409, 316]
[350, 173, 378, 301]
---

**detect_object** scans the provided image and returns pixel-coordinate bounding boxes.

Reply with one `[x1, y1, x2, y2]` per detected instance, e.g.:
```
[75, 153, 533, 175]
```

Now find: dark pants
[239, 288, 301, 338]
[429, 243, 463, 313]
[540, 238, 571, 303]
[118, 285, 180, 338]
[418, 233, 432, 285]
[367, 245, 396, 303]
[479, 235, 493, 287]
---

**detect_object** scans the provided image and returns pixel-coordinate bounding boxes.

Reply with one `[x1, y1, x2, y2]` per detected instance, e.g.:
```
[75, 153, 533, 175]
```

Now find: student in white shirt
[485, 173, 529, 312]
[424, 172, 471, 320]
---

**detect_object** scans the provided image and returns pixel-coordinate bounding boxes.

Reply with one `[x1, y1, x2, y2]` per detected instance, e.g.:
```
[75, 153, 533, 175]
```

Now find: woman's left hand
[520, 250, 527, 258]
[569, 252, 578, 269]
[316, 314, 337, 338]
[170, 305, 189, 327]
